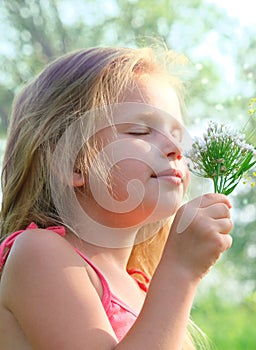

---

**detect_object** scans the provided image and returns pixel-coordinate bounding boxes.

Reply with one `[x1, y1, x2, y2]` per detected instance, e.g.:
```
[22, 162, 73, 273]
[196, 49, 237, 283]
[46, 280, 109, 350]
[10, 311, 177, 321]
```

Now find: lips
[151, 168, 183, 179]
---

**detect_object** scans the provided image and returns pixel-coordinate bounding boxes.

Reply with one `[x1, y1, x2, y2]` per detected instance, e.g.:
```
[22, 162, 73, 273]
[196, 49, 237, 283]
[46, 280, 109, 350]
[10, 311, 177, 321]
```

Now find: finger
[218, 232, 233, 252]
[215, 218, 233, 234]
[203, 203, 231, 219]
[191, 193, 232, 210]
[176, 194, 232, 234]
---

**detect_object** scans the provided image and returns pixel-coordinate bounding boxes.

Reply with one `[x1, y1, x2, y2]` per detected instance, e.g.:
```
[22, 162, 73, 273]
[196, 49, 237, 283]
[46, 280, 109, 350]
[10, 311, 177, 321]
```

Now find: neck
[62, 194, 148, 270]
[65, 226, 136, 272]
[70, 217, 140, 249]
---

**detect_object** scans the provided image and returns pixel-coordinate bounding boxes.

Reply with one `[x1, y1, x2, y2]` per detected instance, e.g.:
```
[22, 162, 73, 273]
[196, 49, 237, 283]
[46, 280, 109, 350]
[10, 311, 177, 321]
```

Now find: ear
[72, 171, 85, 187]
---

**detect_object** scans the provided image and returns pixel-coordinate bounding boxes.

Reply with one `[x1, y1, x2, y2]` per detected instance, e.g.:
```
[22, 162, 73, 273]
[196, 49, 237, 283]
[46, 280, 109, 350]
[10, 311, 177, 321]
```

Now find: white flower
[185, 120, 256, 194]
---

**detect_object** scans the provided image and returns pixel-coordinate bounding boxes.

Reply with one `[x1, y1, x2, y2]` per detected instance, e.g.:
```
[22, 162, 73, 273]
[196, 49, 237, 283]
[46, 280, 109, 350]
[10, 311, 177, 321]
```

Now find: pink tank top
[0, 223, 149, 341]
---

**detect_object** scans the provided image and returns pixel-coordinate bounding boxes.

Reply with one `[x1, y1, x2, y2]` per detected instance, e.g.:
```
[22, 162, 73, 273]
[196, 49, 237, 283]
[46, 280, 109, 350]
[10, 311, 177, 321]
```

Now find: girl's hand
[164, 193, 233, 281]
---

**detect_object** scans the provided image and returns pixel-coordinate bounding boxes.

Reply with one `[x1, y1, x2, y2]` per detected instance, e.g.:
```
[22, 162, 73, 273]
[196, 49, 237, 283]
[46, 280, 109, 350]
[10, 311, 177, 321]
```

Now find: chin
[142, 197, 182, 224]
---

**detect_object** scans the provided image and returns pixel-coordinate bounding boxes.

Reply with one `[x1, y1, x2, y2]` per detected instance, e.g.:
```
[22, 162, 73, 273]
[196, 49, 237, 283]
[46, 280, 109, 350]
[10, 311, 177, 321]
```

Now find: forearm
[115, 257, 199, 350]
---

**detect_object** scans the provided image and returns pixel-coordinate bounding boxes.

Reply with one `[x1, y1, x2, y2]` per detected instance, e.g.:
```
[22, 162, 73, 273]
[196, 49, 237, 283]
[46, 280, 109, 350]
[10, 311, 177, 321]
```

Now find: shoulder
[0, 228, 117, 348]
[12, 227, 72, 252]
[7, 228, 79, 269]
[1, 228, 88, 305]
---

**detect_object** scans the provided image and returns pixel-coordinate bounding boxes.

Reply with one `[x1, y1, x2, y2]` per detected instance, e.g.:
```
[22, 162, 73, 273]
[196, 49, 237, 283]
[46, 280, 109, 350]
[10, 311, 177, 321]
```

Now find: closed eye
[127, 126, 151, 135]
[128, 131, 150, 135]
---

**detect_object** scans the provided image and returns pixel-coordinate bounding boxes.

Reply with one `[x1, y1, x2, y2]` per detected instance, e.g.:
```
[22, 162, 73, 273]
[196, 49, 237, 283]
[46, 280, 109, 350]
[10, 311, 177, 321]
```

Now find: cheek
[103, 138, 152, 201]
[109, 159, 150, 201]
[86, 137, 154, 212]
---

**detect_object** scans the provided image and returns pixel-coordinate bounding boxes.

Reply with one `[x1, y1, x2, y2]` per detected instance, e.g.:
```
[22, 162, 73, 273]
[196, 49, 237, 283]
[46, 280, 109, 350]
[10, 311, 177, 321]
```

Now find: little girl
[0, 46, 233, 349]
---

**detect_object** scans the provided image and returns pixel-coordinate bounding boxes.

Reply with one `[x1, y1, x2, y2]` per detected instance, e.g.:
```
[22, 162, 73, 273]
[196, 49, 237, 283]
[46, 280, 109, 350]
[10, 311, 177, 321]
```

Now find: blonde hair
[0, 46, 207, 349]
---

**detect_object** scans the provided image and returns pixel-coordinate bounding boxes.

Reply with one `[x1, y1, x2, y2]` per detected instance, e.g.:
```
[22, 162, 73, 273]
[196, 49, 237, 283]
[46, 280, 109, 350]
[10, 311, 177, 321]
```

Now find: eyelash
[127, 128, 151, 136]
[126, 127, 182, 139]
[128, 131, 150, 135]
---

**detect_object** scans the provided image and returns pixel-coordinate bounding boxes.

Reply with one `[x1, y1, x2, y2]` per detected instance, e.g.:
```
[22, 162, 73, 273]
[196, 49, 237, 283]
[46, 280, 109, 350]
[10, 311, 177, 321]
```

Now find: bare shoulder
[7, 227, 76, 263]
[1, 229, 117, 349]
[1, 227, 86, 309]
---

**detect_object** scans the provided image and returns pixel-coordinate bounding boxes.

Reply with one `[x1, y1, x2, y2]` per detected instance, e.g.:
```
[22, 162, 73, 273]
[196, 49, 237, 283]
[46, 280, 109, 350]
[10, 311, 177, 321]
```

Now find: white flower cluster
[184, 120, 256, 194]
[186, 121, 256, 161]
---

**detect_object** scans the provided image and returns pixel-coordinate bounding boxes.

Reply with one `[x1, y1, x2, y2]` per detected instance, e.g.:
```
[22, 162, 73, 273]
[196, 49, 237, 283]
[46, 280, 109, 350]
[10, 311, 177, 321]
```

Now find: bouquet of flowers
[185, 99, 256, 195]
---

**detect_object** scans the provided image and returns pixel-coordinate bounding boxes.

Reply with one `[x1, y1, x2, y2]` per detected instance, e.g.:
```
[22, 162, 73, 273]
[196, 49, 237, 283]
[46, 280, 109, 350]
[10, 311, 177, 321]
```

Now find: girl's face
[80, 75, 190, 228]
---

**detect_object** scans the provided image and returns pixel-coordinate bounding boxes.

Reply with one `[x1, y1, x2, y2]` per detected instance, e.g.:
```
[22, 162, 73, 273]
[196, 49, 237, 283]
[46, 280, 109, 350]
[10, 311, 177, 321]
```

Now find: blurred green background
[0, 1, 255, 348]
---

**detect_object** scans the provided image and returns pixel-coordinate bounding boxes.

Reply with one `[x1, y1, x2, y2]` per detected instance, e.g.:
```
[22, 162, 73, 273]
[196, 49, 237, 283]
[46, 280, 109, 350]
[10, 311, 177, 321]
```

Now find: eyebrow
[136, 111, 158, 120]
[130, 111, 183, 128]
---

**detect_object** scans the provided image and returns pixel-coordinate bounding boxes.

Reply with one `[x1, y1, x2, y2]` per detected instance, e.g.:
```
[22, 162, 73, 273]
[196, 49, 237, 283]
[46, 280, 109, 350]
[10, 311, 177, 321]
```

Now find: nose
[161, 133, 183, 161]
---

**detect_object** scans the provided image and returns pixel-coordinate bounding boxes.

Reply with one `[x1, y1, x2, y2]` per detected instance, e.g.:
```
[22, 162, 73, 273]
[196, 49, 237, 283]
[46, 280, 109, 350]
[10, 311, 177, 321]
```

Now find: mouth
[151, 168, 183, 185]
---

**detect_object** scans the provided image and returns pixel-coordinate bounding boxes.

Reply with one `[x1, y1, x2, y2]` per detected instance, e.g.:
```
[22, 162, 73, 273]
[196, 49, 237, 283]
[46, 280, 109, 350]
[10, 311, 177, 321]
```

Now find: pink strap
[0, 222, 65, 271]
[73, 248, 111, 307]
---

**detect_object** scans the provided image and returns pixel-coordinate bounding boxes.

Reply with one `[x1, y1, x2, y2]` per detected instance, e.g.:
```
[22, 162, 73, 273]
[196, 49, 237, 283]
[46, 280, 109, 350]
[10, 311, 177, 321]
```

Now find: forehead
[109, 104, 182, 132]
[106, 75, 183, 128]
[121, 74, 182, 123]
